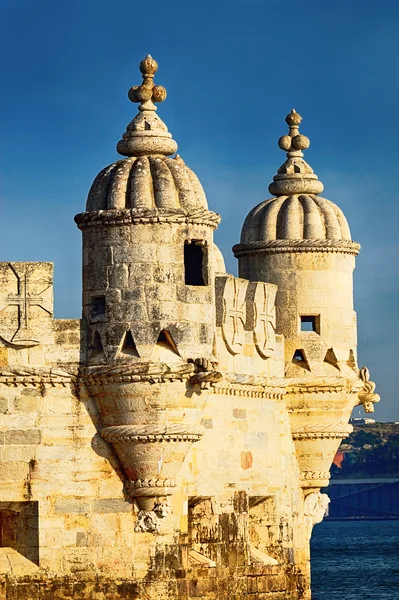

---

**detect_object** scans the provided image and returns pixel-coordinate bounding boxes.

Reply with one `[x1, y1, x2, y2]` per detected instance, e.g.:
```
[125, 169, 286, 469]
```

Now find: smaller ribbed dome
[86, 155, 207, 212]
[240, 194, 351, 243]
[239, 110, 353, 244]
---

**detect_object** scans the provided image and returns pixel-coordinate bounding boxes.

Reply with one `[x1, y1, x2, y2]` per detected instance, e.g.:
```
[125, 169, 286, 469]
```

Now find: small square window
[300, 315, 319, 334]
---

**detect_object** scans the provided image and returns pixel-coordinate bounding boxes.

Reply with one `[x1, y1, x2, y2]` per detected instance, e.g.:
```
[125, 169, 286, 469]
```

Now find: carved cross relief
[0, 263, 53, 348]
[253, 282, 276, 358]
[222, 278, 248, 355]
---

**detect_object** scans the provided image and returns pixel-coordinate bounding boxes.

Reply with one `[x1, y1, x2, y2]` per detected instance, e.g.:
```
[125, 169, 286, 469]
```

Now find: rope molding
[75, 207, 221, 231]
[233, 239, 360, 257]
[126, 478, 177, 497]
[300, 470, 331, 481]
[292, 431, 349, 440]
[101, 423, 203, 444]
[0, 367, 78, 388]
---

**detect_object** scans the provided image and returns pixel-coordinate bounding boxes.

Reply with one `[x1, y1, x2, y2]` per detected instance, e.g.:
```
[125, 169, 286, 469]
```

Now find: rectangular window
[300, 315, 320, 333]
[91, 296, 106, 319]
[184, 241, 207, 286]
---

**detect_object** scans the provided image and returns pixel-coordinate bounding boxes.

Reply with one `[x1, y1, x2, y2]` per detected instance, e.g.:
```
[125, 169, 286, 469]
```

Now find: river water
[311, 520, 399, 599]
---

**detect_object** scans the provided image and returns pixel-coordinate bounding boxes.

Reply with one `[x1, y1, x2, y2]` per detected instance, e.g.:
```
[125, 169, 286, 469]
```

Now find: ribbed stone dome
[85, 56, 209, 213]
[86, 155, 207, 212]
[239, 110, 353, 244]
[240, 194, 352, 243]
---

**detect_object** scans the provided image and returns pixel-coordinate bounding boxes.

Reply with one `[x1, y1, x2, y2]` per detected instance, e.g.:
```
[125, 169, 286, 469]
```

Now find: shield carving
[0, 263, 53, 348]
[253, 282, 276, 359]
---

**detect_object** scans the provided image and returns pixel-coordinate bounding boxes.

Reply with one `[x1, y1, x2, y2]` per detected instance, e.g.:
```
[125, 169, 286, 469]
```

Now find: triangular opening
[291, 348, 310, 371]
[121, 330, 139, 357]
[293, 349, 306, 362]
[153, 330, 181, 363]
[324, 348, 340, 370]
[91, 331, 104, 358]
[157, 330, 179, 355]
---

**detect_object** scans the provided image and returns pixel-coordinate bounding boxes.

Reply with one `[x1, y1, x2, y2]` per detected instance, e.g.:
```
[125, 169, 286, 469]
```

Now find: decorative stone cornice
[300, 470, 331, 482]
[75, 207, 221, 231]
[233, 239, 360, 258]
[0, 367, 78, 388]
[209, 374, 285, 399]
[292, 431, 350, 441]
[81, 362, 195, 386]
[127, 478, 177, 497]
[284, 377, 354, 395]
[101, 424, 203, 444]
[211, 383, 284, 400]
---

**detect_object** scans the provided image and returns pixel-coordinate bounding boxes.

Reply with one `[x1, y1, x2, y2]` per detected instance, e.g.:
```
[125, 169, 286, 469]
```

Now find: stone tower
[233, 110, 377, 491]
[0, 57, 380, 599]
[75, 55, 221, 366]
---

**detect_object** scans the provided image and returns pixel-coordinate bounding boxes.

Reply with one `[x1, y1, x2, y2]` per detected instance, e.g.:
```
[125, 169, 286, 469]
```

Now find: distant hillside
[331, 422, 399, 479]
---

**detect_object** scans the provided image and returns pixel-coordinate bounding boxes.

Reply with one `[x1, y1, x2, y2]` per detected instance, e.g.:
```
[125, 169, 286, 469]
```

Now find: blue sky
[0, 0, 398, 420]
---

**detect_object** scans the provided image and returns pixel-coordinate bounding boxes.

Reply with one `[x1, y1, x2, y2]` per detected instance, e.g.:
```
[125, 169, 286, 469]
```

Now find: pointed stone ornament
[117, 55, 178, 158]
[269, 109, 324, 197]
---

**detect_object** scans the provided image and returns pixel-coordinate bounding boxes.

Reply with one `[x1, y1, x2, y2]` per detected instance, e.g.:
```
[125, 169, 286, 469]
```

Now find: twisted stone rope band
[75, 207, 221, 230]
[292, 431, 349, 440]
[300, 471, 331, 481]
[233, 239, 360, 257]
[101, 423, 203, 444]
[126, 478, 177, 498]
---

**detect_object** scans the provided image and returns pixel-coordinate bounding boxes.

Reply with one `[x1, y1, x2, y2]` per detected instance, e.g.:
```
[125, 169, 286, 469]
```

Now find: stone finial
[278, 109, 310, 154]
[128, 55, 167, 111]
[269, 109, 324, 197]
[117, 55, 178, 157]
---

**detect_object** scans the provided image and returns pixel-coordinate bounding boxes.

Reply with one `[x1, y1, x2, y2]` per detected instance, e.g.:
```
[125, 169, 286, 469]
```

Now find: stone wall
[0, 260, 316, 599]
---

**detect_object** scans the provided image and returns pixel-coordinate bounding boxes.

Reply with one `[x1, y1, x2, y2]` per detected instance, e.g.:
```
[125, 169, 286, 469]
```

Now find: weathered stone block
[91, 499, 132, 514]
[54, 500, 90, 515]
[5, 430, 41, 445]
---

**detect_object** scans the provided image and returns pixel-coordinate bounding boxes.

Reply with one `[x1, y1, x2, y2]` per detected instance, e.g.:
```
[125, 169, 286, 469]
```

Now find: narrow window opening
[91, 296, 106, 319]
[184, 241, 206, 286]
[144, 120, 151, 130]
[121, 330, 139, 357]
[300, 315, 319, 333]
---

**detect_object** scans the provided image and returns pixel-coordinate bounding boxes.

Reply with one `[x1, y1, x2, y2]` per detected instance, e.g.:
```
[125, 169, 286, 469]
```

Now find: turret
[233, 110, 379, 491]
[75, 55, 222, 365]
[74, 56, 224, 520]
[234, 109, 360, 375]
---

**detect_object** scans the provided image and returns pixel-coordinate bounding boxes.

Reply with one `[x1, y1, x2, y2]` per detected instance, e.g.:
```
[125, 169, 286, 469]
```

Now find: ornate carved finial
[277, 109, 310, 156]
[128, 55, 167, 111]
[269, 110, 323, 197]
[117, 55, 178, 157]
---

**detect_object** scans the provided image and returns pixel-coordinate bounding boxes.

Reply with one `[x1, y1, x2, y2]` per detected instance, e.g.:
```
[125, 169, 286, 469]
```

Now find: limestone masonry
[0, 56, 380, 599]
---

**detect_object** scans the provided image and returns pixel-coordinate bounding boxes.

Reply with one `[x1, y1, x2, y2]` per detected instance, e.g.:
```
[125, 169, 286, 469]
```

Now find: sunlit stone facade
[0, 56, 379, 599]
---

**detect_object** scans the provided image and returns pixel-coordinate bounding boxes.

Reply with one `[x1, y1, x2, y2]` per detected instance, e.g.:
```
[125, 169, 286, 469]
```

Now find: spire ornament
[128, 55, 167, 111]
[117, 55, 178, 157]
[268, 109, 324, 197]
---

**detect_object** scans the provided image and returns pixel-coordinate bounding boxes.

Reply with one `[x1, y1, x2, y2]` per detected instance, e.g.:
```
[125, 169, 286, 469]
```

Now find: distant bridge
[323, 478, 399, 518]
